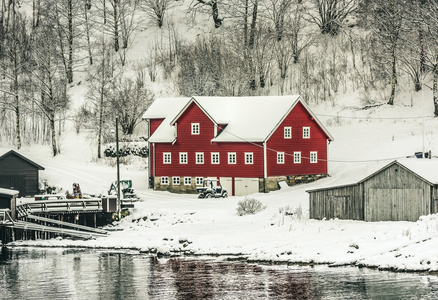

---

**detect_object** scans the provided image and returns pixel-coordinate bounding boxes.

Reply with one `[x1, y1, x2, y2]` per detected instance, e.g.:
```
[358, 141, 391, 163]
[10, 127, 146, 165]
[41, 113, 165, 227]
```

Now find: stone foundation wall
[153, 177, 198, 194]
[260, 174, 328, 192]
[153, 174, 328, 194]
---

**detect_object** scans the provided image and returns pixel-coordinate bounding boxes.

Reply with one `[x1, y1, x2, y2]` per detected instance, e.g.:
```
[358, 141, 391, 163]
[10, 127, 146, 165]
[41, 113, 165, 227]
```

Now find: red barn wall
[154, 102, 264, 178]
[266, 101, 328, 176]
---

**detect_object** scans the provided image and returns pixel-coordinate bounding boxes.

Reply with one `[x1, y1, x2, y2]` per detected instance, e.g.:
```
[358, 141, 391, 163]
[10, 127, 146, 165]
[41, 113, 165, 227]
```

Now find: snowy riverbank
[7, 185, 438, 274]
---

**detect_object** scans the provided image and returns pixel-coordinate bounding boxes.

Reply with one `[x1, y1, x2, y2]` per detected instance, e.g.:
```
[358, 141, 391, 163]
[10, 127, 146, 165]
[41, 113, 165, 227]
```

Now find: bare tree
[368, 0, 406, 105]
[140, 0, 176, 28]
[87, 36, 118, 158]
[307, 0, 358, 35]
[108, 73, 154, 135]
[421, 0, 438, 116]
[289, 2, 314, 63]
[31, 24, 70, 156]
[0, 8, 35, 150]
[190, 0, 223, 28]
[262, 0, 294, 41]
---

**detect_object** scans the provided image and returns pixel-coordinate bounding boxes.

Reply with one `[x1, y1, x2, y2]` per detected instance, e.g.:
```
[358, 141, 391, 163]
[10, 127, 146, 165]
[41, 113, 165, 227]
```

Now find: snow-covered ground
[3, 92, 438, 274]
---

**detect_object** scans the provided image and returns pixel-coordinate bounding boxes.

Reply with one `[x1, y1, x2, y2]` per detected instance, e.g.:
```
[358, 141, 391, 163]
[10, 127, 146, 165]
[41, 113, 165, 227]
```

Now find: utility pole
[116, 117, 121, 219]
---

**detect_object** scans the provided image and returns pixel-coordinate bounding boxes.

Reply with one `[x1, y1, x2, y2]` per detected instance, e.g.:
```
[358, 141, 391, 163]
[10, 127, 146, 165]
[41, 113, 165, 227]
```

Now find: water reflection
[0, 247, 437, 300]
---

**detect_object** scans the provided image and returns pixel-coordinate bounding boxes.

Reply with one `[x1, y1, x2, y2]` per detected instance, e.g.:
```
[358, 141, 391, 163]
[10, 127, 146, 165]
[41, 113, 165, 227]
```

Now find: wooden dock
[1, 196, 120, 244]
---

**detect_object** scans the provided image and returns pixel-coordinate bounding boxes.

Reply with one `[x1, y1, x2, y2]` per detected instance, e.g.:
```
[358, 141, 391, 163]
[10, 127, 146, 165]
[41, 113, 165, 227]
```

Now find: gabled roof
[142, 96, 333, 143]
[307, 159, 438, 193]
[358, 159, 438, 185]
[0, 150, 45, 170]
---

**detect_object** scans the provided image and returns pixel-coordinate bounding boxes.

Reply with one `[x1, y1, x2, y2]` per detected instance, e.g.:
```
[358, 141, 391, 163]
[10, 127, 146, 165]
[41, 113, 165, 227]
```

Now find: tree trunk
[113, 0, 119, 52]
[67, 0, 73, 83]
[434, 63, 438, 117]
[14, 52, 21, 150]
[50, 116, 57, 156]
[248, 0, 258, 90]
[388, 48, 397, 105]
[212, 1, 222, 28]
[84, 2, 93, 65]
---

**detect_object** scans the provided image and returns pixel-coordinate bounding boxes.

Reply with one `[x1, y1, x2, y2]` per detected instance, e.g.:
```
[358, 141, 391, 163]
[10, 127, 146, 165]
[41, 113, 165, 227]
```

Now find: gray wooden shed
[308, 159, 438, 222]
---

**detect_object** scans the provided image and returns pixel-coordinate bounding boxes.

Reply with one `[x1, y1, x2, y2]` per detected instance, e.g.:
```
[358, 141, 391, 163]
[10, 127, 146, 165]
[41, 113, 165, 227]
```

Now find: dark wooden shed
[308, 159, 438, 222]
[0, 150, 45, 197]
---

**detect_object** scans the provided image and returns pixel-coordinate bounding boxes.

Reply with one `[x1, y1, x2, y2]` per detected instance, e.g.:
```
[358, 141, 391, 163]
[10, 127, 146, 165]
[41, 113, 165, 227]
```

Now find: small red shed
[142, 96, 333, 195]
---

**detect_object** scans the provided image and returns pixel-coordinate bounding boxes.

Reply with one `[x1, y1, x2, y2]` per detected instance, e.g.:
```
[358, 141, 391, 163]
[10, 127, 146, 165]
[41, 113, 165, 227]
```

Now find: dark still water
[1, 247, 437, 300]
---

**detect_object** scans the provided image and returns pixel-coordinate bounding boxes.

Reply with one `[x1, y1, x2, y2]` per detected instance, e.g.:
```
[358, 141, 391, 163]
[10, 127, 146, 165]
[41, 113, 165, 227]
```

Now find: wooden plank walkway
[25, 214, 108, 235]
[11, 220, 107, 239]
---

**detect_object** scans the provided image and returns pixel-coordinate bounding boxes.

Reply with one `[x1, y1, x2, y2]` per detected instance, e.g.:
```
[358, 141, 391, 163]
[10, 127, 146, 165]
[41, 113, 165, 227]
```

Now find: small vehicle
[108, 179, 140, 205]
[197, 178, 228, 198]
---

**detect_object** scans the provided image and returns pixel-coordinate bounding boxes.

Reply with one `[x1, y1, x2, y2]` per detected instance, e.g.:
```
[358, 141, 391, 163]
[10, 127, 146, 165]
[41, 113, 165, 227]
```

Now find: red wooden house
[142, 96, 333, 195]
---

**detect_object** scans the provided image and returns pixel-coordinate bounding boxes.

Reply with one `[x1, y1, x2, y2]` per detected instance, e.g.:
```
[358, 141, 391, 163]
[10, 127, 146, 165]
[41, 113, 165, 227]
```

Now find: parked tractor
[197, 178, 228, 198]
[108, 179, 140, 207]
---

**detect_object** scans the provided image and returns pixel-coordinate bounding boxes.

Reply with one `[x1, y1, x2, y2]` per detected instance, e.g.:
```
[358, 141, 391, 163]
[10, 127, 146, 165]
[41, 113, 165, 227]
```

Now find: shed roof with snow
[308, 159, 438, 222]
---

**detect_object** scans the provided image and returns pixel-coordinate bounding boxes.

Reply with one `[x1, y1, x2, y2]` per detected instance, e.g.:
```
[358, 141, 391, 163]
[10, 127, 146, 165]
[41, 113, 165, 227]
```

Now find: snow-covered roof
[142, 98, 191, 143]
[0, 187, 19, 196]
[143, 96, 333, 143]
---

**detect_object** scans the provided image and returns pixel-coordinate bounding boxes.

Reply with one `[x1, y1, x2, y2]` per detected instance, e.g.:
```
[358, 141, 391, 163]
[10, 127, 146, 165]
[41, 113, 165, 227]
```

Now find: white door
[220, 177, 233, 196]
[235, 178, 259, 196]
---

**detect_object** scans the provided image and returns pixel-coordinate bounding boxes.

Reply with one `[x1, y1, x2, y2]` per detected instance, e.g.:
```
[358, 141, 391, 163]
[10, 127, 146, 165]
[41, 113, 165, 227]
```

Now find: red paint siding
[149, 118, 164, 136]
[150, 100, 330, 180]
[154, 102, 264, 178]
[266, 102, 328, 176]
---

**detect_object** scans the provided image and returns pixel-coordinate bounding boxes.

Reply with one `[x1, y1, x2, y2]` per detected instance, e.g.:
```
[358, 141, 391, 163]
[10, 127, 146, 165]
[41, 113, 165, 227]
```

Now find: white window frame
[294, 152, 301, 164]
[179, 152, 188, 164]
[196, 152, 204, 164]
[163, 152, 171, 164]
[184, 177, 192, 185]
[161, 177, 169, 185]
[303, 127, 310, 139]
[228, 152, 237, 164]
[245, 152, 254, 164]
[310, 151, 318, 163]
[196, 177, 204, 186]
[277, 152, 285, 164]
[284, 127, 292, 139]
[191, 123, 200, 135]
[211, 152, 220, 164]
[172, 177, 180, 185]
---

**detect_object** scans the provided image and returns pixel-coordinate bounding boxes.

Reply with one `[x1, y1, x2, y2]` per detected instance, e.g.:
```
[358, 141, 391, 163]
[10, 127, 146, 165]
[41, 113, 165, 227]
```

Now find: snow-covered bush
[236, 197, 266, 216]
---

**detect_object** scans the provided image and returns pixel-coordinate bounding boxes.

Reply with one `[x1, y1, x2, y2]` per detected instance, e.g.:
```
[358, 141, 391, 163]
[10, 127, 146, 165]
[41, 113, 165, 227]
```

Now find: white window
[211, 152, 220, 164]
[179, 152, 188, 164]
[172, 177, 180, 185]
[161, 177, 169, 185]
[196, 152, 204, 164]
[196, 177, 204, 185]
[184, 177, 192, 185]
[191, 123, 200, 135]
[303, 127, 310, 139]
[310, 151, 318, 163]
[284, 127, 292, 139]
[294, 152, 301, 163]
[228, 152, 236, 164]
[163, 152, 171, 164]
[277, 152, 285, 164]
[245, 153, 253, 164]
